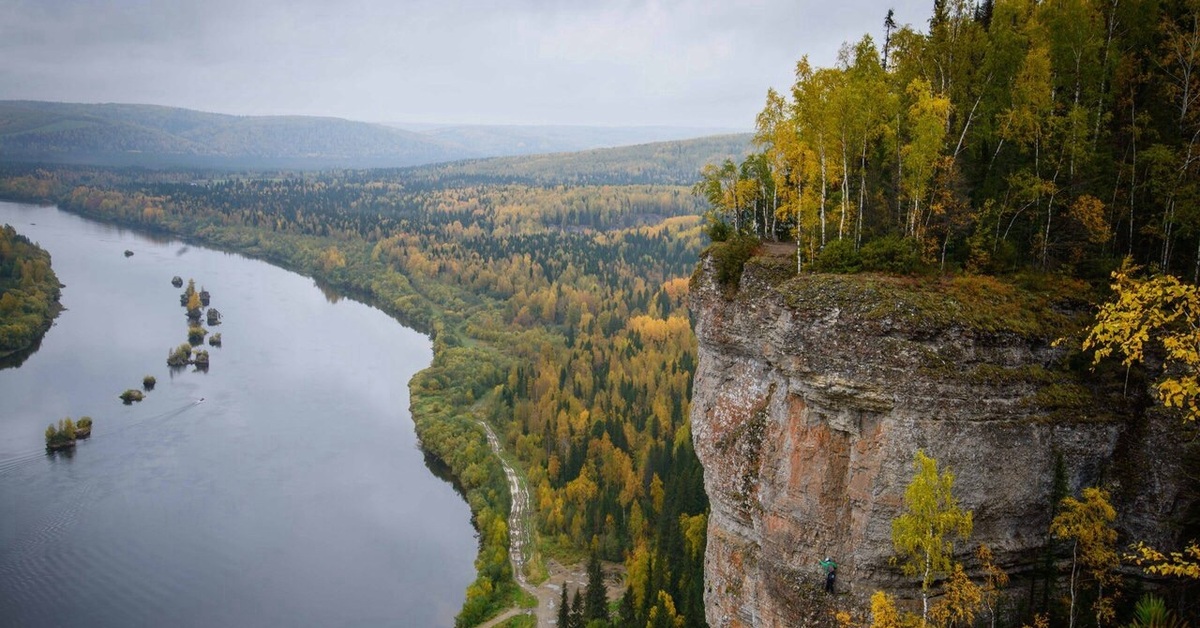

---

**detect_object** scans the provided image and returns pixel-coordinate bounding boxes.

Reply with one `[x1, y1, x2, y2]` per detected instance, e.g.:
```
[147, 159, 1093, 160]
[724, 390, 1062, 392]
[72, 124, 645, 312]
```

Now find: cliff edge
[689, 249, 1188, 626]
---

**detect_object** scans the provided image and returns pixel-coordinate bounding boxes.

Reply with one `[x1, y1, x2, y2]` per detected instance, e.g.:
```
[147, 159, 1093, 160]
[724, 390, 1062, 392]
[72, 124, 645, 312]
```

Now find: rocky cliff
[689, 250, 1189, 627]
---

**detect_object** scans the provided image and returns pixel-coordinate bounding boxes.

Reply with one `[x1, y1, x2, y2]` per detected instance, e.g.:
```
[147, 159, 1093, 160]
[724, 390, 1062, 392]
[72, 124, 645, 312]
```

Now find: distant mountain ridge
[385, 122, 750, 157]
[0, 101, 464, 168]
[401, 134, 754, 186]
[0, 101, 748, 169]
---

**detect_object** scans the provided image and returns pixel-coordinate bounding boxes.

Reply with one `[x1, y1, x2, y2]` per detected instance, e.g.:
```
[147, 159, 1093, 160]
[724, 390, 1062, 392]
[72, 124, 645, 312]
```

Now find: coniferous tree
[559, 585, 571, 628]
[618, 589, 637, 627]
[570, 588, 585, 628]
[585, 553, 608, 622]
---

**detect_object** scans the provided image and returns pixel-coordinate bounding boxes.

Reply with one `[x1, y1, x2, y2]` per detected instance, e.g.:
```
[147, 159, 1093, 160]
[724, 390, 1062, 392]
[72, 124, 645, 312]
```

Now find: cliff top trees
[702, 0, 1200, 280]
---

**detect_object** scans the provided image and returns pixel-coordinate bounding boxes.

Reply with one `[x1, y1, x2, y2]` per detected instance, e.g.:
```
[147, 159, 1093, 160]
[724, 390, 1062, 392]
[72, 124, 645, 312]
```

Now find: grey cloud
[0, 0, 931, 127]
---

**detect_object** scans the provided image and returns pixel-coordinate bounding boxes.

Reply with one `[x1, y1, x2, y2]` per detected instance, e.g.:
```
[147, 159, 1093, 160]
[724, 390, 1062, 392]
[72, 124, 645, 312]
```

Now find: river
[0, 201, 476, 627]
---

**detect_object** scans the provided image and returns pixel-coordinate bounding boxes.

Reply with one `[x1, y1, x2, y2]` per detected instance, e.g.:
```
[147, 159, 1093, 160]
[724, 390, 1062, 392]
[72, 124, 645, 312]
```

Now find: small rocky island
[44, 416, 94, 451]
[119, 389, 145, 404]
[45, 417, 78, 451]
[167, 343, 193, 367]
[168, 278, 221, 370]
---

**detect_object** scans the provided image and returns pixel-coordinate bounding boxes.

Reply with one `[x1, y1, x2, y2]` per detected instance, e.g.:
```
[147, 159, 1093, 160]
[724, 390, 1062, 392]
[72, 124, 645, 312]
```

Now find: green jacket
[819, 559, 837, 574]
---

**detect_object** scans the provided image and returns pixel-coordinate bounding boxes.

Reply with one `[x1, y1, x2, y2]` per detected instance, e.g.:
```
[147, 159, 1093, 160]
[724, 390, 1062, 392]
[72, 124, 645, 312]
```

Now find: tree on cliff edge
[891, 449, 974, 627]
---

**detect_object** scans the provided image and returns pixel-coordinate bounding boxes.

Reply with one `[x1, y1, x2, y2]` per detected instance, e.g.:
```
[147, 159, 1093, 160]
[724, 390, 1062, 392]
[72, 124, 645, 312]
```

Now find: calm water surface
[0, 201, 476, 627]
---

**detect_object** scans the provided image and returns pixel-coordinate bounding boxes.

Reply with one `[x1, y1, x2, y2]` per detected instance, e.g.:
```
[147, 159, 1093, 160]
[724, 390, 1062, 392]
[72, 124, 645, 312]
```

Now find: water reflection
[313, 277, 344, 304]
[0, 202, 476, 627]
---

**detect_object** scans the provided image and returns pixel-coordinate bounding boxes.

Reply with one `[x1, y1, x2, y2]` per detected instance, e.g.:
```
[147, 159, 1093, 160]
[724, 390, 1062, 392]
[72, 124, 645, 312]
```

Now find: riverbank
[0, 223, 63, 364]
[0, 201, 476, 627]
[0, 192, 520, 625]
[0, 163, 712, 627]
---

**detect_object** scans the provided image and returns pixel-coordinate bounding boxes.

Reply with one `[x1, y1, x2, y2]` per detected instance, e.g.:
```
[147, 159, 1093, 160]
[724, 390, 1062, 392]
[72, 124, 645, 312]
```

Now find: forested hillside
[0, 101, 748, 171]
[0, 224, 60, 360]
[701, 0, 1199, 282]
[0, 149, 717, 626]
[403, 133, 751, 187]
[396, 123, 749, 159]
[0, 101, 464, 169]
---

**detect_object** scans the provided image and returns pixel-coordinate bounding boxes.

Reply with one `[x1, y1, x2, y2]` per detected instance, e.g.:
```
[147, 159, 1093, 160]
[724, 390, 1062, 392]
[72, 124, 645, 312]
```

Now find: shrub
[187, 325, 208, 345]
[709, 234, 760, 289]
[860, 235, 924, 274]
[167, 343, 192, 367]
[45, 417, 77, 448]
[208, 333, 222, 347]
[814, 239, 862, 273]
[143, 375, 156, 389]
[706, 218, 732, 243]
[120, 389, 145, 404]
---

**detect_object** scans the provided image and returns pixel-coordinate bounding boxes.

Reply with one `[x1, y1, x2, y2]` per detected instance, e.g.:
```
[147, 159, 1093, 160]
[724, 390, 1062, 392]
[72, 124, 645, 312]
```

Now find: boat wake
[0, 400, 202, 478]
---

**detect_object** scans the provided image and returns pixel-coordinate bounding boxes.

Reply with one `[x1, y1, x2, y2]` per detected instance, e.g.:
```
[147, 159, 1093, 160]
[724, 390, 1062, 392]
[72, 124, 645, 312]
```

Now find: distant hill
[0, 101, 467, 169]
[398, 134, 754, 186]
[385, 123, 749, 157]
[0, 101, 749, 170]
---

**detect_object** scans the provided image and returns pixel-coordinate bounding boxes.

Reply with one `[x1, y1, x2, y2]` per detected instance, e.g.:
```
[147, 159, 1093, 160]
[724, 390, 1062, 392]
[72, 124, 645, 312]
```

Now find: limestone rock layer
[688, 254, 1184, 627]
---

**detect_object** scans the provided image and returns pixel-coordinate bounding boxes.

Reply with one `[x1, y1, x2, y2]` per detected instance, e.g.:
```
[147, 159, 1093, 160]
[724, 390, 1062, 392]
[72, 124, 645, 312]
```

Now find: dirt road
[478, 421, 624, 627]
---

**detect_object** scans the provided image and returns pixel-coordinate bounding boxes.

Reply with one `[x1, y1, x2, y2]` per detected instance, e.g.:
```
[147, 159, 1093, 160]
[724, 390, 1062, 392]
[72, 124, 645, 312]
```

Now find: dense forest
[0, 138, 726, 626]
[701, 0, 1199, 284]
[0, 224, 61, 359]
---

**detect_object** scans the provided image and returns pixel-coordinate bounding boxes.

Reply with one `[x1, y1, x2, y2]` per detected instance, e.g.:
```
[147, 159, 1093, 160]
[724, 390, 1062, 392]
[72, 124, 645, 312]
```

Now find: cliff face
[689, 252, 1187, 627]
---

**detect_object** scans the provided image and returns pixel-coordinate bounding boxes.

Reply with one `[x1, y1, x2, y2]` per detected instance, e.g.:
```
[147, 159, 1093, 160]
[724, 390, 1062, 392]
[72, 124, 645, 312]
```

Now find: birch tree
[892, 449, 974, 627]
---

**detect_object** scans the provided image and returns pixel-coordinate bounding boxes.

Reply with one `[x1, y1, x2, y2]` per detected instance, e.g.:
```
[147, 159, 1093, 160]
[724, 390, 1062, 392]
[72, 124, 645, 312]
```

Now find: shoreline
[2, 195, 512, 625]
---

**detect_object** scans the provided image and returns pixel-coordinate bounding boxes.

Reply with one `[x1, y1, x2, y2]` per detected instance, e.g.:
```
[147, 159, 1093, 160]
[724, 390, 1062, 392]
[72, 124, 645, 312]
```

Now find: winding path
[479, 421, 540, 626]
[476, 422, 621, 628]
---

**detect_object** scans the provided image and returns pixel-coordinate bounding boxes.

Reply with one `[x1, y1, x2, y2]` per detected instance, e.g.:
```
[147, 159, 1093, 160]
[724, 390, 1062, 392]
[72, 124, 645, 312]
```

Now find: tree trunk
[840, 142, 850, 241]
[858, 139, 868, 250]
[922, 554, 932, 628]
[1129, 93, 1138, 256]
[1193, 234, 1200, 284]
[819, 140, 828, 248]
[1068, 541, 1078, 628]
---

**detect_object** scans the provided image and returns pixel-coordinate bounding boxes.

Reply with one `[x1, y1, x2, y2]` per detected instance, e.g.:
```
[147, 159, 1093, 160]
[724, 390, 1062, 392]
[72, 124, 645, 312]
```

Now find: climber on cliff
[819, 557, 837, 593]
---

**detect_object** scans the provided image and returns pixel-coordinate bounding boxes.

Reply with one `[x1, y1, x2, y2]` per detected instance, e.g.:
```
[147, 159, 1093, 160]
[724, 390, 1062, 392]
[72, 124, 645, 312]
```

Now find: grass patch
[773, 271, 1093, 340]
[495, 614, 537, 628]
[516, 588, 538, 609]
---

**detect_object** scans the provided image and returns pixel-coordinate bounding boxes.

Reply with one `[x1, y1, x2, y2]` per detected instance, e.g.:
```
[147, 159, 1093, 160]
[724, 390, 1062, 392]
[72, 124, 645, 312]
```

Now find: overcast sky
[1, 0, 930, 128]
